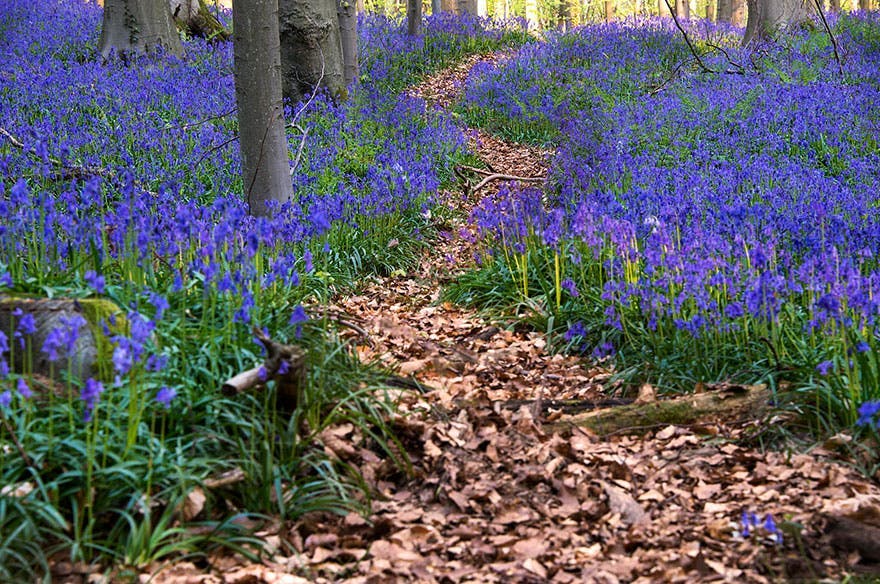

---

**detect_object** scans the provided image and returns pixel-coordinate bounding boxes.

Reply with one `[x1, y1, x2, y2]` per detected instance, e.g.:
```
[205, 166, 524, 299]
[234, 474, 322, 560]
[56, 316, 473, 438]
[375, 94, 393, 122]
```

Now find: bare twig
[662, 0, 717, 74]
[812, 0, 844, 73]
[164, 107, 236, 132]
[471, 172, 544, 193]
[0, 125, 113, 181]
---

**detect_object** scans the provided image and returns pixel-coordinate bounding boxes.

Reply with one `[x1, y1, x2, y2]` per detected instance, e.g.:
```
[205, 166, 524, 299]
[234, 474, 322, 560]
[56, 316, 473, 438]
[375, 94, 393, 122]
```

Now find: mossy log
[0, 296, 126, 384]
[556, 383, 773, 435]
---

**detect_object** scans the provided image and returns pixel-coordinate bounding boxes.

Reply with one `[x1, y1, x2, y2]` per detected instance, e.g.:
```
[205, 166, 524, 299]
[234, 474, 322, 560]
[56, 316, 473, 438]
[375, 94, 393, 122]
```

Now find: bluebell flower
[816, 360, 834, 376]
[0, 390, 11, 409]
[80, 378, 104, 422]
[16, 378, 33, 399]
[84, 270, 106, 294]
[856, 401, 880, 428]
[155, 386, 177, 409]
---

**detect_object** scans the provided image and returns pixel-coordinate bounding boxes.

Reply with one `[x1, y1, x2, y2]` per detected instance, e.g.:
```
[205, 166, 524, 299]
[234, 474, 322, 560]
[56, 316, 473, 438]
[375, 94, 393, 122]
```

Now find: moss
[76, 298, 129, 382]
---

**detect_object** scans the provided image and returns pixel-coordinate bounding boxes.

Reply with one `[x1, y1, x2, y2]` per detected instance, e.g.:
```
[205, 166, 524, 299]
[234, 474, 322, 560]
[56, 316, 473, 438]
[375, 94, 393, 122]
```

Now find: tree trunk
[675, 0, 690, 18]
[658, 0, 671, 16]
[859, 0, 871, 9]
[731, 0, 745, 24]
[604, 0, 614, 21]
[432, 0, 443, 13]
[457, 0, 478, 14]
[829, 0, 840, 11]
[278, 0, 347, 104]
[407, 0, 423, 35]
[170, 0, 230, 41]
[441, 0, 457, 11]
[233, 0, 295, 217]
[716, 0, 732, 21]
[99, 0, 183, 59]
[743, 0, 808, 45]
[525, 0, 539, 28]
[337, 0, 359, 86]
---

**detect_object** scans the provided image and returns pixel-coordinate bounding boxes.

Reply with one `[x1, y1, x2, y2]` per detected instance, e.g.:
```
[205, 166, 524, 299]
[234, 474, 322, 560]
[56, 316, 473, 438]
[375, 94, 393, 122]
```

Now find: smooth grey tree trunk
[743, 0, 808, 45]
[233, 0, 295, 217]
[278, 0, 347, 104]
[99, 0, 183, 59]
[408, 0, 423, 35]
[432, 0, 442, 12]
[337, 0, 359, 86]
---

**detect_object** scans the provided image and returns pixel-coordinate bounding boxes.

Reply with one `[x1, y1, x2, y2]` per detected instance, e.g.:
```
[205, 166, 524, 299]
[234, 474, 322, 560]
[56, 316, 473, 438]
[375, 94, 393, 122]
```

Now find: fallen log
[554, 383, 773, 435]
[0, 296, 126, 385]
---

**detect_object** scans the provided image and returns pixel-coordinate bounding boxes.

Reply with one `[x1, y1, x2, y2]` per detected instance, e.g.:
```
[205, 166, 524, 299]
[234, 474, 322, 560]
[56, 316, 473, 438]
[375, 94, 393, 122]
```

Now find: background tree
[278, 0, 347, 104]
[742, 0, 809, 45]
[716, 0, 746, 24]
[99, 0, 183, 59]
[234, 0, 295, 217]
[675, 0, 690, 18]
[408, 0, 424, 35]
[337, 0, 359, 85]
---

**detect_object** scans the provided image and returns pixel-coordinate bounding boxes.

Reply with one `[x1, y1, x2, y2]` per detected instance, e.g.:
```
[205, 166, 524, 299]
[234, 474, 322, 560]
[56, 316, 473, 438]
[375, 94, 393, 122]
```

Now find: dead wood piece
[826, 516, 880, 562]
[203, 468, 246, 489]
[555, 384, 772, 436]
[221, 328, 306, 411]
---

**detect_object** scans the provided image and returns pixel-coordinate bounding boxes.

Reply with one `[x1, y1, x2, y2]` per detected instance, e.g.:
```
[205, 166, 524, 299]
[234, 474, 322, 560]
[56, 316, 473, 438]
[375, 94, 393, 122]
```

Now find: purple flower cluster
[467, 16, 880, 347]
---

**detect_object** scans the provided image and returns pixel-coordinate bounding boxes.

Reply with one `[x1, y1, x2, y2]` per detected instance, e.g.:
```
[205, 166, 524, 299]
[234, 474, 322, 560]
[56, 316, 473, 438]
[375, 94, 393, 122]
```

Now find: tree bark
[675, 0, 690, 19]
[407, 0, 423, 35]
[743, 0, 808, 45]
[457, 0, 478, 14]
[829, 0, 840, 11]
[278, 0, 347, 105]
[170, 0, 230, 41]
[233, 0, 295, 217]
[604, 0, 614, 21]
[432, 0, 443, 13]
[859, 0, 871, 10]
[337, 0, 359, 86]
[731, 0, 745, 24]
[99, 0, 183, 60]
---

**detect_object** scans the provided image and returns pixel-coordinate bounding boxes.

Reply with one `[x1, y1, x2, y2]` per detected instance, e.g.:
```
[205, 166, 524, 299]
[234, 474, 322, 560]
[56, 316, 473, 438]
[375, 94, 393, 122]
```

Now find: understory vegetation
[450, 14, 880, 439]
[0, 1, 527, 577]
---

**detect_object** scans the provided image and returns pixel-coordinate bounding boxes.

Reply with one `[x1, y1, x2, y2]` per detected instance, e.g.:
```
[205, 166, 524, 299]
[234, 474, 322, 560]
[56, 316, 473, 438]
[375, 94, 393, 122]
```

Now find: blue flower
[16, 378, 33, 399]
[155, 386, 177, 409]
[290, 305, 308, 339]
[80, 378, 104, 422]
[565, 321, 587, 342]
[561, 278, 579, 298]
[816, 360, 834, 376]
[84, 270, 106, 294]
[856, 401, 880, 428]
[0, 390, 11, 409]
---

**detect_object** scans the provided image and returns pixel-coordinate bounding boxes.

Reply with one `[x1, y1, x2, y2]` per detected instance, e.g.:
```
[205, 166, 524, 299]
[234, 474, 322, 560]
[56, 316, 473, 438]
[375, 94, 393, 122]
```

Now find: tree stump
[0, 296, 126, 385]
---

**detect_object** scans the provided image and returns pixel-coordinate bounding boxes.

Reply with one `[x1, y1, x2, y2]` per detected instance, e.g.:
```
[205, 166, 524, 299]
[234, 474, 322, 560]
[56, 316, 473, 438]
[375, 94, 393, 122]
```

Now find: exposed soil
[136, 54, 880, 584]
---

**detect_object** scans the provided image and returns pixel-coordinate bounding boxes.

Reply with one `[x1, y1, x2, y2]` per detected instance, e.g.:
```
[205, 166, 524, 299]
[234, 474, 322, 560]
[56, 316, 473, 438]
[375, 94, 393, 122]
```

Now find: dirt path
[149, 54, 880, 584]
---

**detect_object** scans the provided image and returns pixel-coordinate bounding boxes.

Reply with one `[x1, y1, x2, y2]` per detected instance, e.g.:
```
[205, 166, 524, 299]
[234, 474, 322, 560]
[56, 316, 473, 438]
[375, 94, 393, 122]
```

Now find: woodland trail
[148, 54, 880, 584]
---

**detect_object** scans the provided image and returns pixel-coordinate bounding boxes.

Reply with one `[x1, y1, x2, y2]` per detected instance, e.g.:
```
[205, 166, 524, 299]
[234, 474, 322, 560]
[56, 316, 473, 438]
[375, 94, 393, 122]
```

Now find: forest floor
[141, 54, 880, 584]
